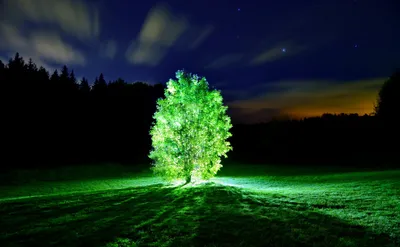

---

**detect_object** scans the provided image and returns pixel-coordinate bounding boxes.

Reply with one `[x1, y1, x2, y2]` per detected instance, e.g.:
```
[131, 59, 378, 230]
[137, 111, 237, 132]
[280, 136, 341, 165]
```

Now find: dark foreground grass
[0, 165, 399, 247]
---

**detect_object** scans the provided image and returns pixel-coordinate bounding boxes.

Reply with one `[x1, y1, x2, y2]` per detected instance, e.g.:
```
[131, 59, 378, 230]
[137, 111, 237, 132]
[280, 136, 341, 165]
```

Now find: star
[354, 44, 358, 48]
[282, 48, 286, 52]
[238, 8, 241, 11]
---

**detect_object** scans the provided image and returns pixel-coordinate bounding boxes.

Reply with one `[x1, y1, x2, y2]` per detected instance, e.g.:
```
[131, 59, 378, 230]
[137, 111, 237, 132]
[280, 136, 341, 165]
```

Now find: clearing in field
[0, 164, 399, 247]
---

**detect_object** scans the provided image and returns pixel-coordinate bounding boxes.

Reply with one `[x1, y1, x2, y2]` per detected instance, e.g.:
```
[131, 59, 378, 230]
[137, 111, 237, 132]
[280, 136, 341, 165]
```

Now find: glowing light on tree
[149, 70, 232, 183]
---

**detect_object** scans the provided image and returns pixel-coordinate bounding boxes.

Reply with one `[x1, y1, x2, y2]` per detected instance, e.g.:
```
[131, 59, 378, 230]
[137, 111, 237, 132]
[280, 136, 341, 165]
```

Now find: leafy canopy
[149, 70, 232, 182]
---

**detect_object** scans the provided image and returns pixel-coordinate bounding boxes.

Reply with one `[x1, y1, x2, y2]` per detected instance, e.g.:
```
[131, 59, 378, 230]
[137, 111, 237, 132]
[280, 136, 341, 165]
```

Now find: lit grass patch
[0, 165, 399, 246]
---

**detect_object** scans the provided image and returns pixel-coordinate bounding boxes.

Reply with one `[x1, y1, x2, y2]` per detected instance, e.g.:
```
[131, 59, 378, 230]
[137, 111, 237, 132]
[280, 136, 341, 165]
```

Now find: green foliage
[149, 70, 232, 182]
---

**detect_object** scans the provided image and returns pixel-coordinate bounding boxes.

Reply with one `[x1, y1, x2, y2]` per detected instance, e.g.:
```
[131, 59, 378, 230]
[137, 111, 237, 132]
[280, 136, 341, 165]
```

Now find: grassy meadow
[0, 163, 399, 247]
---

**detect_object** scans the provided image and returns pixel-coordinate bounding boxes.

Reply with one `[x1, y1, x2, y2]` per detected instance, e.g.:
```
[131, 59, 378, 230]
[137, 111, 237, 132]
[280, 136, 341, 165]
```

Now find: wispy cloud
[0, 23, 28, 50]
[205, 40, 306, 70]
[250, 41, 306, 66]
[228, 78, 384, 122]
[0, 23, 86, 70]
[228, 107, 283, 124]
[126, 2, 215, 66]
[205, 53, 244, 69]
[0, 0, 102, 71]
[100, 40, 118, 59]
[3, 0, 100, 40]
[31, 31, 86, 65]
[188, 25, 214, 50]
[125, 3, 188, 66]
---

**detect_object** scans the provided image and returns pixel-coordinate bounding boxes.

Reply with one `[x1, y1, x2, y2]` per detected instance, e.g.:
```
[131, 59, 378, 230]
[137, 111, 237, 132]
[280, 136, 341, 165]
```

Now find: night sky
[0, 0, 399, 123]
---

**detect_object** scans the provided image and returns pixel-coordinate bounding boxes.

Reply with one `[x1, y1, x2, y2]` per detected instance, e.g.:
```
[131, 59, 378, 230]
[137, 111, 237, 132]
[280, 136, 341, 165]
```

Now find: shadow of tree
[0, 183, 397, 247]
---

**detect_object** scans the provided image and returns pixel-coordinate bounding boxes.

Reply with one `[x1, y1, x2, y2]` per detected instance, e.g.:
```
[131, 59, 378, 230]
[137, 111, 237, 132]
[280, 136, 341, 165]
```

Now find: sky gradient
[0, 0, 399, 123]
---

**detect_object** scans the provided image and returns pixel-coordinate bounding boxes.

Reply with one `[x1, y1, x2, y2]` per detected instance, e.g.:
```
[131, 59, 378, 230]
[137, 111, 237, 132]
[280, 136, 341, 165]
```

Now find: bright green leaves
[149, 70, 232, 182]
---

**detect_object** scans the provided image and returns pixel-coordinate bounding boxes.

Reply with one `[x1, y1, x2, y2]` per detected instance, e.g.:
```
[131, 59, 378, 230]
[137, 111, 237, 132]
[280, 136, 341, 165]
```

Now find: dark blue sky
[0, 0, 399, 122]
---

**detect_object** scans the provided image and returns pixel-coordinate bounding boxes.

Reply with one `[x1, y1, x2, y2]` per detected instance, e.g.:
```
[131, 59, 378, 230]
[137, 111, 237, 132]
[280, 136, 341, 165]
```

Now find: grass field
[0, 163, 399, 247]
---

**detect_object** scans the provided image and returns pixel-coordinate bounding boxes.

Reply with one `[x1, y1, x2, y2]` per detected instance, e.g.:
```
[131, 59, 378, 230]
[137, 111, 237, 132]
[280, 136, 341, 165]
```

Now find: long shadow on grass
[0, 183, 397, 247]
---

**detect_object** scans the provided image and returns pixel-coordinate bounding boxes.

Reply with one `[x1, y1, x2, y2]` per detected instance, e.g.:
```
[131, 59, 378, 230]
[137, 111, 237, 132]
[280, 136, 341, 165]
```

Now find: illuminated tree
[149, 70, 232, 183]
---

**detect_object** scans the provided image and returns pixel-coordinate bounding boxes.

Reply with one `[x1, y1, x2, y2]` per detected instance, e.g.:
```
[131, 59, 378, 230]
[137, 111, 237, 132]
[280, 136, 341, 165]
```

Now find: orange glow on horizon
[228, 78, 384, 122]
[284, 99, 376, 119]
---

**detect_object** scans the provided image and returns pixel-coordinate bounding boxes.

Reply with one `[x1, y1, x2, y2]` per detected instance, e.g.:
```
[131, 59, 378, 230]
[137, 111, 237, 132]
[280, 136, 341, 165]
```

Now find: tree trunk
[185, 175, 192, 184]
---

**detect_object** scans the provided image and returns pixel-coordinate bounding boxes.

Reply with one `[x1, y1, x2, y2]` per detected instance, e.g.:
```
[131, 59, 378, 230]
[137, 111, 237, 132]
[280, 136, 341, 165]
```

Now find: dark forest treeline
[1, 53, 165, 170]
[0, 53, 399, 170]
[229, 113, 398, 167]
[231, 68, 400, 167]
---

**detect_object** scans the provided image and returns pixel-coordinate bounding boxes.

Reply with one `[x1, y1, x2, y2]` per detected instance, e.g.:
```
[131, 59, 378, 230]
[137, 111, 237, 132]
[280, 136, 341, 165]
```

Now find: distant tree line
[0, 53, 398, 170]
[229, 113, 396, 167]
[230, 69, 400, 168]
[1, 53, 165, 170]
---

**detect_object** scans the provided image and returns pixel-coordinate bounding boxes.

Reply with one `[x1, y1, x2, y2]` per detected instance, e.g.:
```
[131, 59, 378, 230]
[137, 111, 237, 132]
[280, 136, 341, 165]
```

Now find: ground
[0, 163, 399, 247]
